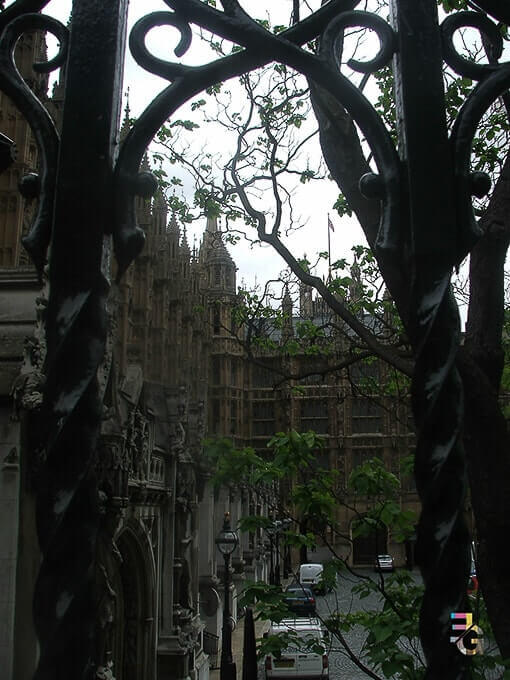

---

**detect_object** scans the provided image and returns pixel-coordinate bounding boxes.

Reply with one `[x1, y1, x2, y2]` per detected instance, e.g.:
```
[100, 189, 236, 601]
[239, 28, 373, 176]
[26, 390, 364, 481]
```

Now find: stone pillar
[0, 419, 20, 678]
[198, 481, 215, 579]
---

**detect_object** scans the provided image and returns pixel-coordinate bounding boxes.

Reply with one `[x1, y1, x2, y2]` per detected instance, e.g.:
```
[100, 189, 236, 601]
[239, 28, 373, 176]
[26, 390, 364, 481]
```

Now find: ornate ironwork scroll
[0, 9, 67, 273]
[0, 0, 508, 677]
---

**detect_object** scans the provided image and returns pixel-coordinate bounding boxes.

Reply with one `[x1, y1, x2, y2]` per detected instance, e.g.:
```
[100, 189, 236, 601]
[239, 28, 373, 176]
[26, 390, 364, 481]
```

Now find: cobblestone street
[228, 567, 503, 680]
[317, 568, 419, 679]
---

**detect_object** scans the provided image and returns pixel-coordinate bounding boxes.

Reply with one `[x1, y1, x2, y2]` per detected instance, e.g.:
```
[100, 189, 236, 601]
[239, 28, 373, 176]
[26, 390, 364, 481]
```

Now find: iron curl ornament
[0, 0, 509, 677]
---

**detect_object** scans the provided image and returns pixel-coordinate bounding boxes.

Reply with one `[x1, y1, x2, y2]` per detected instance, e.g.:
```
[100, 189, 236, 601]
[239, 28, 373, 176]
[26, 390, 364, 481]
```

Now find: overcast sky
[10, 0, 500, 315]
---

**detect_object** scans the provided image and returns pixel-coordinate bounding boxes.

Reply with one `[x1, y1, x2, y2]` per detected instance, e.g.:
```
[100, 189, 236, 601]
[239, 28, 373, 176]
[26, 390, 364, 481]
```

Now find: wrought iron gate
[1, 0, 509, 678]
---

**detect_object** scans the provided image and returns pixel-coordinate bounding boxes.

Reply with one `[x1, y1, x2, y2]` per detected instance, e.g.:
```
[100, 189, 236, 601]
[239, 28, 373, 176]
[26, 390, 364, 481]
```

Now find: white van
[264, 617, 328, 680]
[299, 564, 325, 593]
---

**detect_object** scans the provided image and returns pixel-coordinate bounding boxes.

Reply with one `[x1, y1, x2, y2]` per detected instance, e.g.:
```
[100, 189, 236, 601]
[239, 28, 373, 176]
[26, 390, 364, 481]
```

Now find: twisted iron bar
[0, 0, 508, 676]
[1, 1, 128, 677]
[0, 10, 68, 275]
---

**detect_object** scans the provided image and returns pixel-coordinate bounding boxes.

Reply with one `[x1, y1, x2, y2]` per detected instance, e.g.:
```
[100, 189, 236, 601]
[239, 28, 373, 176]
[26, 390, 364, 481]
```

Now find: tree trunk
[460, 147, 510, 659]
[310, 63, 510, 657]
[458, 350, 510, 659]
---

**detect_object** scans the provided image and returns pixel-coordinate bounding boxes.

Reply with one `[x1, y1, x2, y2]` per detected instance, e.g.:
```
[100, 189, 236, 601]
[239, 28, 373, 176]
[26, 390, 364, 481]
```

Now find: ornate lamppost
[266, 514, 275, 586]
[280, 518, 293, 580]
[215, 512, 239, 680]
[273, 520, 283, 588]
[269, 517, 292, 586]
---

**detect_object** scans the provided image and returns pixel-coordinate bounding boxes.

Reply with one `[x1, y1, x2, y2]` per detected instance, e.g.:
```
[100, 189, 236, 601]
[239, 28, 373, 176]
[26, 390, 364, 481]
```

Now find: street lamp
[280, 518, 293, 579]
[216, 512, 239, 680]
[266, 514, 275, 586]
[267, 517, 293, 585]
[273, 520, 282, 587]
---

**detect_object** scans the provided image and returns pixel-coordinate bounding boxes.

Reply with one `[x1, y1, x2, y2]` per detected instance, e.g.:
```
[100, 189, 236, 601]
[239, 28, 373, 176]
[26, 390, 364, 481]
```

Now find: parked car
[299, 563, 326, 594]
[467, 574, 479, 596]
[284, 585, 316, 616]
[468, 544, 478, 596]
[374, 554, 394, 572]
[264, 617, 328, 679]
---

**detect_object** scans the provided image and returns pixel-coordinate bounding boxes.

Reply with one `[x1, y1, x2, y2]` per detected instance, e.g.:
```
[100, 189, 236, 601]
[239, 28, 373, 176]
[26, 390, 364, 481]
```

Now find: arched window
[213, 307, 220, 334]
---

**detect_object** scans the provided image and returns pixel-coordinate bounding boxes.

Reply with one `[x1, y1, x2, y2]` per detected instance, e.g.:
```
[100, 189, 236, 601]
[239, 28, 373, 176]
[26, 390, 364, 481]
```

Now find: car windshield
[285, 634, 323, 654]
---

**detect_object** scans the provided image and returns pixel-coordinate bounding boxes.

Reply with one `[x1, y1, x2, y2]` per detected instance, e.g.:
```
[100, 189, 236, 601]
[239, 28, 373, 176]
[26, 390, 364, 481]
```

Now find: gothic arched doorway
[351, 518, 388, 565]
[112, 527, 155, 680]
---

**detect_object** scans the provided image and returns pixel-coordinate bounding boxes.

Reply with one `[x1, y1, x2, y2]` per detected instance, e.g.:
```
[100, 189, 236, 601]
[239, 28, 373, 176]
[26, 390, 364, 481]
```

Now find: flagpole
[327, 213, 331, 282]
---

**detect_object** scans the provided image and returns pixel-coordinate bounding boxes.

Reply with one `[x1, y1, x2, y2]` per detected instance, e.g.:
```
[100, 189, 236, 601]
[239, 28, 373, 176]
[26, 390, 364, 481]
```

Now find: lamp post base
[220, 658, 237, 680]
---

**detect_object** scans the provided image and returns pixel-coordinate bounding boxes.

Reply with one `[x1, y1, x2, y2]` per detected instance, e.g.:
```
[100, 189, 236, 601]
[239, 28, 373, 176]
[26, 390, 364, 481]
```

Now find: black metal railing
[0, 1, 509, 678]
[203, 630, 220, 669]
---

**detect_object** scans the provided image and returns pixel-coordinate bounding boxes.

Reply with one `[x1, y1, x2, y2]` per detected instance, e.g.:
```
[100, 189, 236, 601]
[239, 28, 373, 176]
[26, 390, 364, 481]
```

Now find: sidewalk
[209, 612, 268, 680]
[210, 578, 292, 680]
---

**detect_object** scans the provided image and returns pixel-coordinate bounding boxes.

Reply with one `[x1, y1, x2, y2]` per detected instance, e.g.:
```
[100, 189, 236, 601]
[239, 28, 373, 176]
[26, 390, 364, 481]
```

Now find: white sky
[6, 0, 507, 314]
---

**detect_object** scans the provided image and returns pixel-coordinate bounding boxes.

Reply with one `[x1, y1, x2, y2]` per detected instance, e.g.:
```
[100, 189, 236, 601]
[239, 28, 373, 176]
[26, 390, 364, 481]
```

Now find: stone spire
[199, 213, 236, 293]
[283, 284, 293, 314]
[181, 225, 191, 256]
[119, 89, 132, 142]
[282, 284, 294, 342]
[349, 255, 363, 303]
[299, 256, 313, 317]
[152, 189, 167, 236]
[167, 213, 180, 259]
[140, 153, 151, 173]
[206, 213, 219, 234]
[201, 214, 234, 266]
[180, 226, 191, 279]
[167, 212, 179, 235]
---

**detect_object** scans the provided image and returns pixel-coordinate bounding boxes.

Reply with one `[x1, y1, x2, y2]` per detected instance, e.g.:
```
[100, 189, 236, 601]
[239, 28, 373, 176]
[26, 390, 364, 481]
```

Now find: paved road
[316, 568, 415, 679]
[265, 568, 421, 679]
[313, 568, 501, 680]
[252, 568, 502, 679]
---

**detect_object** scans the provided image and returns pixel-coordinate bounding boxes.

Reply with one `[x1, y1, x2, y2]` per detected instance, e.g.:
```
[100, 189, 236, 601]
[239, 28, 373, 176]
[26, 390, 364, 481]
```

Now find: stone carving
[192, 399, 211, 501]
[174, 556, 192, 610]
[176, 623, 198, 652]
[2, 446, 19, 469]
[97, 284, 119, 402]
[170, 392, 187, 459]
[97, 436, 129, 501]
[171, 419, 186, 456]
[94, 492, 123, 679]
[95, 564, 117, 680]
[139, 434, 150, 480]
[126, 408, 150, 481]
[11, 292, 47, 418]
[196, 399, 205, 441]
[142, 514, 159, 552]
[11, 336, 44, 417]
[149, 455, 165, 485]
[176, 464, 198, 514]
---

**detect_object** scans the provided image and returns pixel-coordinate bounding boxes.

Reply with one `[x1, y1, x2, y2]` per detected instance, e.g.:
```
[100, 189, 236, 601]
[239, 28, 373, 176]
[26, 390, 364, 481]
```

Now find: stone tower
[199, 213, 245, 441]
[0, 30, 48, 267]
